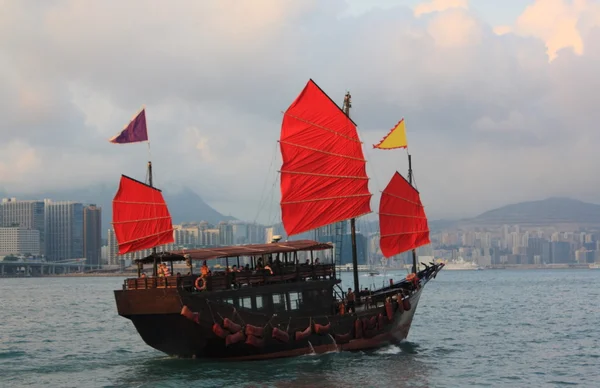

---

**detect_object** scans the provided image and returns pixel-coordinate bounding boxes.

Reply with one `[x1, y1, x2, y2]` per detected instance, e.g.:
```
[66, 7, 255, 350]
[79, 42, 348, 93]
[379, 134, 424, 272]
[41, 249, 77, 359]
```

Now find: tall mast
[408, 154, 418, 274]
[343, 92, 361, 296]
[148, 161, 158, 277]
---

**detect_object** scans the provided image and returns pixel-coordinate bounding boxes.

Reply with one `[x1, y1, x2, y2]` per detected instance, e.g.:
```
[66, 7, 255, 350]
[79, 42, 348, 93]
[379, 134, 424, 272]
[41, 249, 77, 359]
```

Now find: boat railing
[122, 264, 335, 291]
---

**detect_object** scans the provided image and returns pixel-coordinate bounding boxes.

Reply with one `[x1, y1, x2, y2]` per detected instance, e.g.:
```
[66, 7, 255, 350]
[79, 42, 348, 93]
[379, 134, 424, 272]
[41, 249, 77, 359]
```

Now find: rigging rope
[253, 141, 279, 223]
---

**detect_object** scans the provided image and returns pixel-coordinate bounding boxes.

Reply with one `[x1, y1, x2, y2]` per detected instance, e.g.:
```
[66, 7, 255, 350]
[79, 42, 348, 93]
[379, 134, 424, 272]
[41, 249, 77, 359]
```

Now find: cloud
[498, 0, 600, 61]
[414, 0, 469, 17]
[0, 0, 599, 223]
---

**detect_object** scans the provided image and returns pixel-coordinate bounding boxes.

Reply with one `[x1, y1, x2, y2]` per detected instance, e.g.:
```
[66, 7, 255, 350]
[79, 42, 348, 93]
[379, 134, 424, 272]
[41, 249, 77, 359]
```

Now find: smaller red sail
[112, 175, 174, 255]
[379, 172, 430, 258]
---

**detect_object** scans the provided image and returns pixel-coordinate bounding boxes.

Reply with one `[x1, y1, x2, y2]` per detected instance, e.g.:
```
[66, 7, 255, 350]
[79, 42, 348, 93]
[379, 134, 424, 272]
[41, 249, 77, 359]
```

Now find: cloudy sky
[1, 0, 599, 224]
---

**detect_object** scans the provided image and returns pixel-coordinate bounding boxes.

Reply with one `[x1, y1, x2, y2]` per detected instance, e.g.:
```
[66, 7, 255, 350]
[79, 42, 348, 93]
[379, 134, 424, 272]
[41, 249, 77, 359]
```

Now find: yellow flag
[373, 119, 408, 149]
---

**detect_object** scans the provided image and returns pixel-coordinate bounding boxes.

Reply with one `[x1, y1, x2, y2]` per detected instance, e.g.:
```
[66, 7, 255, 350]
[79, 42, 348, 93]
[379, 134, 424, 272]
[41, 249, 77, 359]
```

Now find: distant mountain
[463, 197, 600, 227]
[1, 184, 235, 237]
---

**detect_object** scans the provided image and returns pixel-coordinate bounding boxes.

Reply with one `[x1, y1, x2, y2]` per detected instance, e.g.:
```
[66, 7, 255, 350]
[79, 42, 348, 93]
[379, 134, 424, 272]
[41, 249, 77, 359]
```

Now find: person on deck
[346, 288, 356, 313]
[264, 264, 274, 275]
[201, 261, 210, 277]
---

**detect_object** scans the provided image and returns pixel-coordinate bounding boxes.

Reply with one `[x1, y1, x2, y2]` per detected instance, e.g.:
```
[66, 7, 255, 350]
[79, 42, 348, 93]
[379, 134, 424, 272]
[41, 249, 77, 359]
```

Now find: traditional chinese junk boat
[112, 80, 444, 360]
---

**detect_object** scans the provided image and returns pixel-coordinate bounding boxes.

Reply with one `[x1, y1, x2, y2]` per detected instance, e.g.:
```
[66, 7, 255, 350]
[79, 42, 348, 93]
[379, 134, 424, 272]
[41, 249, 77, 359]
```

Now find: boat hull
[116, 286, 425, 361]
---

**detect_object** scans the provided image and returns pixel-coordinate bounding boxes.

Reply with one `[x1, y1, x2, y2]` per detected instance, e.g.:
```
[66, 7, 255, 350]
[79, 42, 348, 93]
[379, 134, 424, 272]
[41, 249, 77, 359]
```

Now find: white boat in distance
[443, 258, 483, 271]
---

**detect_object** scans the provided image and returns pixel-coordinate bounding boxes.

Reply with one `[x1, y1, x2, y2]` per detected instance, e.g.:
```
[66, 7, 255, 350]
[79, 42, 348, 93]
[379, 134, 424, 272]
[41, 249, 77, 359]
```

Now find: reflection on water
[112, 342, 431, 388]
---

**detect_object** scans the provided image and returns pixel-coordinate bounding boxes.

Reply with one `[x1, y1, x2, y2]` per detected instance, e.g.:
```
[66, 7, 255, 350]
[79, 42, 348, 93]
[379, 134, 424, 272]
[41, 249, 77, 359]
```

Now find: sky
[1, 0, 600, 224]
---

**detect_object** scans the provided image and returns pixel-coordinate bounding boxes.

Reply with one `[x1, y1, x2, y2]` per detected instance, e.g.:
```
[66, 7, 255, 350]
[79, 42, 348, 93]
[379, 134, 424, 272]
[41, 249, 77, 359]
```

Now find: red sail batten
[378, 172, 430, 257]
[280, 79, 372, 236]
[112, 175, 174, 255]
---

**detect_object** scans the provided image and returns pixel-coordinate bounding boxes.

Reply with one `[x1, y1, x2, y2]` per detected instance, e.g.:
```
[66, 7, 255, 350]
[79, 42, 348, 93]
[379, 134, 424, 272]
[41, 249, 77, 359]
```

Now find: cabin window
[223, 298, 234, 305]
[240, 297, 252, 309]
[255, 295, 265, 310]
[272, 293, 287, 311]
[288, 292, 302, 310]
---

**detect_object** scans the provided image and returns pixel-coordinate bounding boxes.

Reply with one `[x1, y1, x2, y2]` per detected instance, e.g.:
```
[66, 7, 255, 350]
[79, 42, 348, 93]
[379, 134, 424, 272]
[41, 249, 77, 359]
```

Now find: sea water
[1, 270, 599, 387]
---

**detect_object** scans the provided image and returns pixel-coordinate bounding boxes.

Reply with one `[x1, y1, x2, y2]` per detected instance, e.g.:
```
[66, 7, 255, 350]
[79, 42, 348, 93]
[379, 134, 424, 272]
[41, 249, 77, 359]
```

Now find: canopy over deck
[134, 240, 334, 264]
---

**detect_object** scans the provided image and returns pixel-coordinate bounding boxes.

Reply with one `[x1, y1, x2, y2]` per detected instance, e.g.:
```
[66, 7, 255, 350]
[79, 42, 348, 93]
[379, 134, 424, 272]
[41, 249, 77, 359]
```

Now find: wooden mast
[407, 154, 418, 274]
[148, 160, 158, 277]
[342, 91, 361, 296]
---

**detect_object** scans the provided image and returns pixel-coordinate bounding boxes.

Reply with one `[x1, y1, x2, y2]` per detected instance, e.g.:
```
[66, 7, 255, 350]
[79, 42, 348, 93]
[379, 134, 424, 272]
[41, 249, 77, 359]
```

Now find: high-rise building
[247, 223, 266, 244]
[551, 241, 571, 263]
[0, 227, 40, 256]
[218, 222, 234, 246]
[174, 224, 200, 246]
[231, 222, 248, 245]
[83, 205, 102, 267]
[45, 201, 83, 261]
[0, 198, 46, 254]
[107, 228, 174, 265]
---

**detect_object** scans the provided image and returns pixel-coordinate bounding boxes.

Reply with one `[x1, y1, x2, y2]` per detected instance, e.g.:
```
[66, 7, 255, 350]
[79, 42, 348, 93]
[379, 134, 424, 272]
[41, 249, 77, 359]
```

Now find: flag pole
[141, 105, 159, 274]
[404, 119, 418, 275]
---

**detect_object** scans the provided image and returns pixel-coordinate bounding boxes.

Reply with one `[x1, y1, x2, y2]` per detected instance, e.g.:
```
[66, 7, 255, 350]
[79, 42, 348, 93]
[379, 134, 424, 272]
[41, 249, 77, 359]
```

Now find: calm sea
[1, 270, 599, 387]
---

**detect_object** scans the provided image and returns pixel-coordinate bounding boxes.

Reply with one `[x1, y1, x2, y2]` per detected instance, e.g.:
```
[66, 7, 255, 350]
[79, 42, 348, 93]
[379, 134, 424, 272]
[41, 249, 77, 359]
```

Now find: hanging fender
[378, 313, 386, 329]
[223, 318, 242, 333]
[225, 331, 246, 346]
[180, 305, 198, 323]
[339, 302, 345, 316]
[385, 301, 394, 321]
[245, 324, 264, 338]
[246, 334, 265, 348]
[314, 323, 331, 335]
[272, 327, 290, 343]
[212, 323, 229, 339]
[354, 319, 363, 339]
[368, 315, 377, 329]
[403, 298, 411, 311]
[335, 332, 352, 344]
[295, 325, 312, 341]
[362, 317, 376, 331]
[397, 294, 405, 313]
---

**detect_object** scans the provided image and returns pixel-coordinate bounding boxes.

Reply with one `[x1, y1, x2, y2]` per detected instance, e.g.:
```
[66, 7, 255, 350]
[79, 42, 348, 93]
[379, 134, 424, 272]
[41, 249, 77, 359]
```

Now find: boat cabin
[119, 239, 430, 318]
[121, 240, 346, 315]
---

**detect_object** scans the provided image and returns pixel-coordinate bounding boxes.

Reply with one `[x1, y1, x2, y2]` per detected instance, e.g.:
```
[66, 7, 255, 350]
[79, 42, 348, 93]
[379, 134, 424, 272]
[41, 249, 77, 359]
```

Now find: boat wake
[375, 345, 402, 355]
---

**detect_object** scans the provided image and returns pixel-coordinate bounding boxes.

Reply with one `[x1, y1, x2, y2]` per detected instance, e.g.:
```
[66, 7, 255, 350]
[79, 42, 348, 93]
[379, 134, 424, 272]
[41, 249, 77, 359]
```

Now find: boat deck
[122, 264, 336, 292]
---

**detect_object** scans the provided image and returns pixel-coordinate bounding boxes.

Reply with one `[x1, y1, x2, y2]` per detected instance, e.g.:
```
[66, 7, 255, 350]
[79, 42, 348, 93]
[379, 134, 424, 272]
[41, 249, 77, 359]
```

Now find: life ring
[194, 276, 205, 291]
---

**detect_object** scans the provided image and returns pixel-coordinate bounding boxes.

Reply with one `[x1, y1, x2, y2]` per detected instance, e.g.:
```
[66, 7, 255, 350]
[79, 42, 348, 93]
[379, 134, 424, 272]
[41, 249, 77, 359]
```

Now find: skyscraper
[0, 198, 45, 254]
[83, 205, 102, 267]
[45, 201, 83, 261]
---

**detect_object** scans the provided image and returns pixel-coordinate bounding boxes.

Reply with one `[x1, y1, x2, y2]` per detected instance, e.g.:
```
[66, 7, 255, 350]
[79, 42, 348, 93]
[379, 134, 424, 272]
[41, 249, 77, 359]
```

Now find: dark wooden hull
[114, 268, 442, 361]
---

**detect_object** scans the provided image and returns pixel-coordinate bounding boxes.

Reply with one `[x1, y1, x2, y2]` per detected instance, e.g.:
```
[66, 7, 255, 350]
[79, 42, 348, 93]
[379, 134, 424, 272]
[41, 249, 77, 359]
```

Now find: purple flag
[109, 108, 148, 144]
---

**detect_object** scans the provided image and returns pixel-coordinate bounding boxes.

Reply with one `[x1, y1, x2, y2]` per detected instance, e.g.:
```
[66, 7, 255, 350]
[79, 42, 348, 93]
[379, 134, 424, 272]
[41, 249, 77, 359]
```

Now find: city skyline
[2, 193, 599, 268]
[1, 0, 600, 224]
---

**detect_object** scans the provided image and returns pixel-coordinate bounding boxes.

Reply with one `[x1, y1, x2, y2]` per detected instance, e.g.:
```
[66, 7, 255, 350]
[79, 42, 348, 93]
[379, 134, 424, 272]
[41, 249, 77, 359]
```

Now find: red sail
[112, 175, 174, 255]
[379, 172, 430, 258]
[280, 79, 372, 236]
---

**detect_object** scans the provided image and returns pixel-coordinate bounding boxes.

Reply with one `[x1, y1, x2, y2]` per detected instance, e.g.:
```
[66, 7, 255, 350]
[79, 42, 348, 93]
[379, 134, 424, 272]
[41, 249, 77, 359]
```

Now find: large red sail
[379, 172, 430, 257]
[280, 79, 372, 236]
[112, 175, 174, 254]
